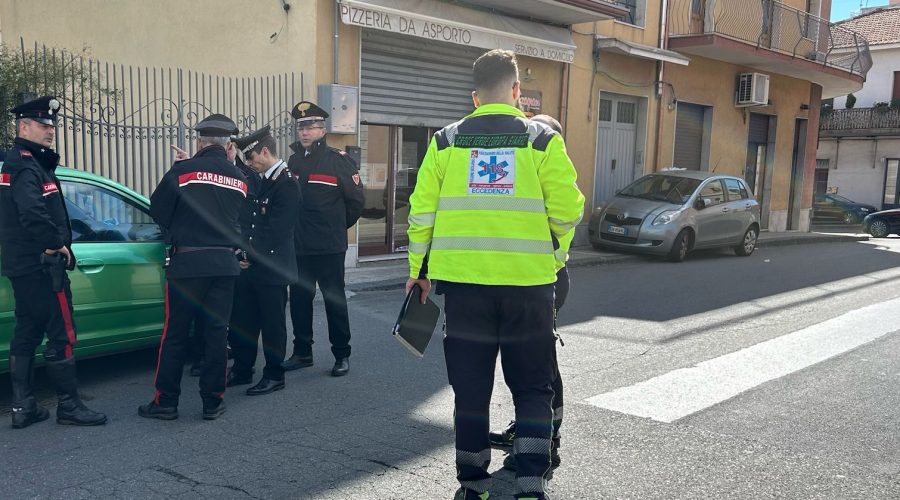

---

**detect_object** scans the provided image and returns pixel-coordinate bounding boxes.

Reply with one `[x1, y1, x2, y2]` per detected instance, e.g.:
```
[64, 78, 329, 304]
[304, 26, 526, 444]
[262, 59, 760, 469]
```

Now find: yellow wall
[659, 55, 812, 215]
[565, 23, 660, 207]
[0, 0, 317, 88]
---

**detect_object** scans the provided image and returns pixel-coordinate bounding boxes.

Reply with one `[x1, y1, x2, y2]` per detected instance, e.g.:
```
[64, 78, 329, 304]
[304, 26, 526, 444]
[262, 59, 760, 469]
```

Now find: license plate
[608, 225, 626, 235]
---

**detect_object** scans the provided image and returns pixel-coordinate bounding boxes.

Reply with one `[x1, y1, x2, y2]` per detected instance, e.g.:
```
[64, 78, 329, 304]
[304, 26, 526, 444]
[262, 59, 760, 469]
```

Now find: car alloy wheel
[842, 212, 856, 224]
[736, 227, 758, 256]
[870, 219, 889, 238]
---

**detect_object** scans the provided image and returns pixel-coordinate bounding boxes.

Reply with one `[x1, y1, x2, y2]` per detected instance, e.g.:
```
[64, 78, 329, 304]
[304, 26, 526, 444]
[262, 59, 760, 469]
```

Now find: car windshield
[618, 175, 702, 205]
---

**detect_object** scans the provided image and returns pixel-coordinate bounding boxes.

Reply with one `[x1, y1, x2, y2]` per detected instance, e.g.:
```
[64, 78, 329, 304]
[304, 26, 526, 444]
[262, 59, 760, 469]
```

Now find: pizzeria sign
[340, 1, 576, 64]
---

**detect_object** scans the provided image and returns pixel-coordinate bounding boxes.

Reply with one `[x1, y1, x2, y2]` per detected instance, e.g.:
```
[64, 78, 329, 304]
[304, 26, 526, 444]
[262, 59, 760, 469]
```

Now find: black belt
[175, 246, 234, 253]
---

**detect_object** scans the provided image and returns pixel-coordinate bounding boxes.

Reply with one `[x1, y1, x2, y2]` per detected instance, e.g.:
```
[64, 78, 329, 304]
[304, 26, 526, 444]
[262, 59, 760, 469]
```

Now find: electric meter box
[318, 84, 358, 134]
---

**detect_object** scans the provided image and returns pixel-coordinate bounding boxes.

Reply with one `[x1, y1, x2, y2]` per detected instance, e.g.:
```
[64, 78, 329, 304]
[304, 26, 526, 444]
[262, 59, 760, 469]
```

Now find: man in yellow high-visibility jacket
[406, 49, 584, 500]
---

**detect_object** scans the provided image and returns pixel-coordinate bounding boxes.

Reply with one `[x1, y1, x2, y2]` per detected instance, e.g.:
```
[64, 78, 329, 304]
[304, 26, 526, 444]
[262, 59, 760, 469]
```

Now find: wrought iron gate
[3, 40, 304, 196]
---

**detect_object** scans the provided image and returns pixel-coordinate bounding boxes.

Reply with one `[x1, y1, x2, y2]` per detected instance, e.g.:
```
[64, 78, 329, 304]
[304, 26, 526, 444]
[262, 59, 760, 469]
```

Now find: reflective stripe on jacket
[407, 103, 584, 286]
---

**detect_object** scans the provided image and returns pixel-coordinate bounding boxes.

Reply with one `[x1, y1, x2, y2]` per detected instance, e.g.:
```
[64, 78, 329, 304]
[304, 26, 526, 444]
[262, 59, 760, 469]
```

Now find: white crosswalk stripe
[583, 296, 900, 423]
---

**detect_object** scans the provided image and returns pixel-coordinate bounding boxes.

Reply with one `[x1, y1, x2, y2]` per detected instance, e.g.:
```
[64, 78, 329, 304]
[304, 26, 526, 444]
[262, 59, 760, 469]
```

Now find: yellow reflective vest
[407, 103, 584, 286]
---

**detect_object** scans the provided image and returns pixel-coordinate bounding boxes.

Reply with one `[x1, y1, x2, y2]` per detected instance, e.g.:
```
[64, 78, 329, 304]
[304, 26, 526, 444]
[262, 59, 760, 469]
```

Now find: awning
[339, 0, 578, 63]
[472, 0, 631, 25]
[594, 37, 691, 66]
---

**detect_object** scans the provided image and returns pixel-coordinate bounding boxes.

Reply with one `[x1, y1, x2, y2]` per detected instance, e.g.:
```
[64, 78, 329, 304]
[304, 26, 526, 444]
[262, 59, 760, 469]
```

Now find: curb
[346, 234, 869, 292]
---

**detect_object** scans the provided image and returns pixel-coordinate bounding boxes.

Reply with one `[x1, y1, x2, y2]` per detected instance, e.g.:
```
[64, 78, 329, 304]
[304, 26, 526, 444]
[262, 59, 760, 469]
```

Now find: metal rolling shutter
[748, 113, 770, 144]
[360, 30, 481, 128]
[673, 102, 704, 170]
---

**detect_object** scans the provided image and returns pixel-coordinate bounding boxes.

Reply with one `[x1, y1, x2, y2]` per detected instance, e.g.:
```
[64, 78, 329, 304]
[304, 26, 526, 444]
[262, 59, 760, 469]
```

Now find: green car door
[0, 168, 166, 369]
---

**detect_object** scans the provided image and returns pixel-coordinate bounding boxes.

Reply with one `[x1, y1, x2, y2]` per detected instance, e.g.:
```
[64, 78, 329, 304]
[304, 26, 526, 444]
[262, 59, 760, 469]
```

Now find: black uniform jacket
[150, 145, 247, 279]
[288, 138, 364, 255]
[0, 138, 73, 278]
[236, 157, 260, 249]
[246, 161, 301, 286]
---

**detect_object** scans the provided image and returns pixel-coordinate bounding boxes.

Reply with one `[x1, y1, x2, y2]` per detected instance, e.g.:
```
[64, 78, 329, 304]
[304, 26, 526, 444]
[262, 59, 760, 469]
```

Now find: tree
[0, 40, 117, 149]
[845, 93, 856, 109]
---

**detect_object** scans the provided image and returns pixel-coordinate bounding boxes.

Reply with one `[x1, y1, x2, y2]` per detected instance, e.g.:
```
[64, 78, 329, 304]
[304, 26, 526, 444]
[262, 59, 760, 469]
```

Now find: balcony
[820, 108, 900, 138]
[667, 0, 872, 98]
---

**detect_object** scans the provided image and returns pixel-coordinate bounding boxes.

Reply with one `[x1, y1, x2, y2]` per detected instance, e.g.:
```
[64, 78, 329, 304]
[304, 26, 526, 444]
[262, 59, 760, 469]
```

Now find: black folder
[392, 284, 441, 357]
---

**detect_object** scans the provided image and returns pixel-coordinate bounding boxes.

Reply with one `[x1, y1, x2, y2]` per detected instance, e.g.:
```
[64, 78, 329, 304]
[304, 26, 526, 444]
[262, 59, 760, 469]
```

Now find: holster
[40, 252, 67, 292]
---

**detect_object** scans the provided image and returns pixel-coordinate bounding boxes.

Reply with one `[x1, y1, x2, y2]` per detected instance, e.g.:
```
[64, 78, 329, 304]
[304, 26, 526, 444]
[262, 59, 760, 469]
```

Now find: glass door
[357, 124, 432, 256]
[358, 124, 394, 256]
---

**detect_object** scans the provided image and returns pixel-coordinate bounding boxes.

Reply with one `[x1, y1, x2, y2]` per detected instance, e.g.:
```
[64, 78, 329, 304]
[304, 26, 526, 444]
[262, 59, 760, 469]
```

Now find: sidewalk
[345, 230, 870, 292]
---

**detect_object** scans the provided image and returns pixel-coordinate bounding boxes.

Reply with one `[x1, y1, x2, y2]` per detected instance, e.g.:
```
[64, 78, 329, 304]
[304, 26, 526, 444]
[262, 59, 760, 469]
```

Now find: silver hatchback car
[588, 170, 761, 262]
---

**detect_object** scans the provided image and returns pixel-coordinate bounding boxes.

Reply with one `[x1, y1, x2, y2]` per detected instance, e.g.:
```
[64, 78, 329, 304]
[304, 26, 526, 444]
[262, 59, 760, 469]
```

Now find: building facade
[0, 0, 872, 265]
[816, 3, 900, 211]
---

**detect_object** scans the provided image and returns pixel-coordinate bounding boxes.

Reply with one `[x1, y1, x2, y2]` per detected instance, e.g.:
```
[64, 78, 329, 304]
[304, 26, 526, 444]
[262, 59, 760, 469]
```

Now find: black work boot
[45, 358, 107, 426]
[9, 356, 49, 429]
[489, 420, 516, 449]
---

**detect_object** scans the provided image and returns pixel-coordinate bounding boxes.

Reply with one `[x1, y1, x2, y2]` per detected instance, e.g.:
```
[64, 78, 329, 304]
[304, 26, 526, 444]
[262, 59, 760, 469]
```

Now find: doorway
[787, 118, 808, 230]
[594, 93, 643, 207]
[745, 112, 776, 229]
[357, 124, 433, 256]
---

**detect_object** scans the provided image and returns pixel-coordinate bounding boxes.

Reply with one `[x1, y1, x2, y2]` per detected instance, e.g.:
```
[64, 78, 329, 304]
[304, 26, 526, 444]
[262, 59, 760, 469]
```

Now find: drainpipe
[334, 0, 340, 83]
[872, 138, 879, 169]
[653, 0, 670, 172]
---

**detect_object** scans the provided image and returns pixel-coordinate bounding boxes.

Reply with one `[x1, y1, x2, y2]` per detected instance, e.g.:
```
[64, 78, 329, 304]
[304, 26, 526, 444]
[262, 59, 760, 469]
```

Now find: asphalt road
[2, 238, 900, 499]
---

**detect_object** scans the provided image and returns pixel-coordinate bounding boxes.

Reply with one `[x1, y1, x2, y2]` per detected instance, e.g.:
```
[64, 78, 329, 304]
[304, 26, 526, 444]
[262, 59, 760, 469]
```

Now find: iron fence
[820, 108, 900, 132]
[668, 0, 872, 76]
[2, 40, 303, 197]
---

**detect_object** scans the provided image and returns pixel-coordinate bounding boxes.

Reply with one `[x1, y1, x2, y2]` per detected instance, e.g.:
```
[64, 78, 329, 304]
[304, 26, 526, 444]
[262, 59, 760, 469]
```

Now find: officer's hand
[405, 278, 431, 304]
[45, 246, 72, 267]
[239, 260, 250, 270]
[170, 144, 189, 161]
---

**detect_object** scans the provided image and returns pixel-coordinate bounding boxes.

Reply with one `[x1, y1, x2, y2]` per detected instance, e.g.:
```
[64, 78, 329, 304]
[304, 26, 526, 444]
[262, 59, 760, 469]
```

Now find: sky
[830, 0, 891, 21]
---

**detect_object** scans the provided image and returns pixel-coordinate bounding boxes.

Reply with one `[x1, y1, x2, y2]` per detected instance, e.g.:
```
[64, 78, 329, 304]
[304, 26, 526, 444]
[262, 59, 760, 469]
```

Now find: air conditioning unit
[735, 72, 770, 107]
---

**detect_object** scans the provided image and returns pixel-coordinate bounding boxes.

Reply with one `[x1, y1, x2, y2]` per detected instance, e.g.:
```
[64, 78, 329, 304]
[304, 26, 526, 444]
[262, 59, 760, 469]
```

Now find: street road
[2, 238, 900, 499]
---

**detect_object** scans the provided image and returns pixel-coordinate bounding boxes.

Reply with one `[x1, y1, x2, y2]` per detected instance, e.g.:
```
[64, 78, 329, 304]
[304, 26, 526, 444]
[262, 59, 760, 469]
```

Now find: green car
[0, 167, 166, 371]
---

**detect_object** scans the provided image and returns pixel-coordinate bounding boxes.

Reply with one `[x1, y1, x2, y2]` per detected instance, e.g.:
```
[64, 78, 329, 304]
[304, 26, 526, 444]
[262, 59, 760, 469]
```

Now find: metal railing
[669, 0, 872, 76]
[820, 108, 900, 131]
[2, 39, 303, 197]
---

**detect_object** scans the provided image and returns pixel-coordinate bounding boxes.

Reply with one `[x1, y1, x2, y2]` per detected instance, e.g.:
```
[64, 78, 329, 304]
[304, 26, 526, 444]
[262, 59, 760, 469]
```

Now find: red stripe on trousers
[153, 282, 171, 405]
[56, 291, 76, 359]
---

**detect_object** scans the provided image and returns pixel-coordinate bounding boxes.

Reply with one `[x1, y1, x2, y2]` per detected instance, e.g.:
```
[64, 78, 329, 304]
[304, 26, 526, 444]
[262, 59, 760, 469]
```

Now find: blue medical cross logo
[477, 156, 509, 183]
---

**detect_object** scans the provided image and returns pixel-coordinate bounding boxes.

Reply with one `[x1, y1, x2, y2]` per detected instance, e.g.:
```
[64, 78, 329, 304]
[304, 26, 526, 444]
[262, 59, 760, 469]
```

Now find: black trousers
[9, 270, 76, 362]
[229, 277, 288, 381]
[153, 276, 235, 408]
[288, 252, 351, 359]
[551, 266, 569, 433]
[444, 290, 556, 499]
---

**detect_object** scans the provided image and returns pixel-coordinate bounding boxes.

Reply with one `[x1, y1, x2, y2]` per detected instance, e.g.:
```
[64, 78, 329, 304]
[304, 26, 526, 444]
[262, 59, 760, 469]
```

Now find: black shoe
[226, 370, 253, 387]
[202, 400, 226, 420]
[245, 378, 285, 396]
[453, 487, 489, 500]
[9, 355, 50, 429]
[11, 402, 50, 429]
[282, 354, 313, 371]
[489, 420, 516, 449]
[44, 358, 107, 426]
[138, 401, 179, 420]
[331, 358, 349, 377]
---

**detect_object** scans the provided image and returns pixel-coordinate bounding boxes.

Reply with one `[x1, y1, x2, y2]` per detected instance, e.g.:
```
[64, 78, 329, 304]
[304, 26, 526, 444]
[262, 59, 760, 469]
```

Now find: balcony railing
[669, 0, 872, 76]
[820, 108, 900, 132]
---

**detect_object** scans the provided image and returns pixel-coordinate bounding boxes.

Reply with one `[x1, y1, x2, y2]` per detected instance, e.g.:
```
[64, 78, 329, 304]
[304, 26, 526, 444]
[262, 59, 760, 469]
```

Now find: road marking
[583, 296, 900, 423]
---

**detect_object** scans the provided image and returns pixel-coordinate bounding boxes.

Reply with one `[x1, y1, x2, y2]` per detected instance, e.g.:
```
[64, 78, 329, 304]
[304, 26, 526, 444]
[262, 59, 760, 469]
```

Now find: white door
[594, 94, 638, 207]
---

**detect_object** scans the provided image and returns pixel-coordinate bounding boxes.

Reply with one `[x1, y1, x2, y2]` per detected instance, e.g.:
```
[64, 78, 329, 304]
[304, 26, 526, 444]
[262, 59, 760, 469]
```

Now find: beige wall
[1, 1, 317, 90]
[659, 55, 813, 222]
[565, 24, 660, 210]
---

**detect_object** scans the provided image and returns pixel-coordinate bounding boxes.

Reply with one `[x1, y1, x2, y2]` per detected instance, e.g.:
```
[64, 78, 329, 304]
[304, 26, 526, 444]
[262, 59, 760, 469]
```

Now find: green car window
[62, 181, 162, 242]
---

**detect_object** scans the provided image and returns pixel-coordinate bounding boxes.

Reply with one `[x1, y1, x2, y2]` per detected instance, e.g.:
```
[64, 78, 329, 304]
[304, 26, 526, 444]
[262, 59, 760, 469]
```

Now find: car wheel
[869, 219, 890, 238]
[667, 229, 691, 262]
[735, 226, 758, 256]
[842, 211, 857, 224]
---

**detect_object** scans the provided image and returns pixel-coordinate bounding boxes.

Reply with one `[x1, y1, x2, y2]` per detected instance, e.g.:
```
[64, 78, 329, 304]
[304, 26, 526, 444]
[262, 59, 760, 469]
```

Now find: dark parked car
[863, 209, 900, 237]
[812, 193, 877, 224]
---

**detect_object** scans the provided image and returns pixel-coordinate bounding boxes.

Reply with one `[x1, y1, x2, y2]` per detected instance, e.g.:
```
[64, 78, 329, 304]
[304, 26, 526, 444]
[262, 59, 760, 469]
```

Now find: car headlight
[652, 210, 681, 226]
[857, 207, 871, 213]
